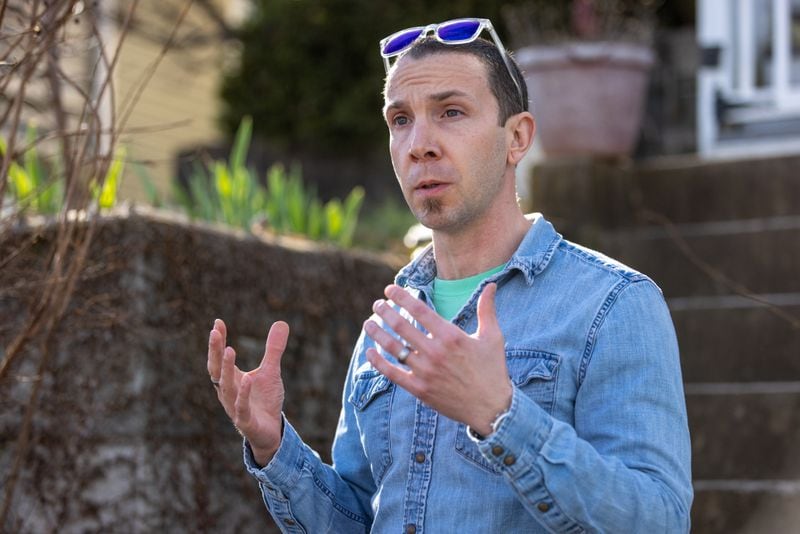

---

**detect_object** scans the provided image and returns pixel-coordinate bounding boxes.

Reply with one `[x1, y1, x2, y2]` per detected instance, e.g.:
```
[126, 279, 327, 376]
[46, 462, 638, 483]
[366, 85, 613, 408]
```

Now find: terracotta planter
[516, 42, 654, 158]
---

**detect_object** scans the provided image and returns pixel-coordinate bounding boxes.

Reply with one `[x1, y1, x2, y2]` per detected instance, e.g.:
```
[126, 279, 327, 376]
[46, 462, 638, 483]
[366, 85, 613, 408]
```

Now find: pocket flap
[506, 350, 560, 387]
[349, 369, 392, 411]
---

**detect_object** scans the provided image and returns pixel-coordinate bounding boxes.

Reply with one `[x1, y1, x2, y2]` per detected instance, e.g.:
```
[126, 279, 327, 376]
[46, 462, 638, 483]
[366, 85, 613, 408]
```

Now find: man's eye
[392, 116, 409, 126]
[444, 109, 462, 118]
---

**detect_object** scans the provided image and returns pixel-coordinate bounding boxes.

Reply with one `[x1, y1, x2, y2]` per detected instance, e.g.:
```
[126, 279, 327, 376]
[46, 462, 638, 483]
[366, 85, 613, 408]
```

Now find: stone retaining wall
[0, 208, 398, 533]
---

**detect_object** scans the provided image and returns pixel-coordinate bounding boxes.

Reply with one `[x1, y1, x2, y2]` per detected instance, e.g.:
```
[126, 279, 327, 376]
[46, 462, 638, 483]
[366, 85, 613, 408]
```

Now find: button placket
[401, 400, 438, 533]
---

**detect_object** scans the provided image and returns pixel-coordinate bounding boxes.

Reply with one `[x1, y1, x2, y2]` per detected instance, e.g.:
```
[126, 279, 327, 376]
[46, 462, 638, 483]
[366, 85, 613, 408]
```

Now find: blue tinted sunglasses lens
[383, 29, 424, 56]
[437, 20, 481, 41]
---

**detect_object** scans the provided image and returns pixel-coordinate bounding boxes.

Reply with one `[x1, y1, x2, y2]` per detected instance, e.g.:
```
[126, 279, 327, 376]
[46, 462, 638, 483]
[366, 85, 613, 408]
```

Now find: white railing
[698, 0, 800, 156]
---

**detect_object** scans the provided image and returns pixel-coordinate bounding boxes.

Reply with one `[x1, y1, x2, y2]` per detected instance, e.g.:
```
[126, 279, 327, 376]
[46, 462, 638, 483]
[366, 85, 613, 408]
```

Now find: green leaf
[214, 161, 233, 199]
[23, 126, 45, 206]
[337, 186, 365, 247]
[96, 148, 125, 209]
[306, 198, 323, 240]
[266, 164, 288, 231]
[230, 115, 252, 173]
[9, 162, 33, 200]
[324, 199, 344, 239]
[134, 161, 163, 207]
[189, 164, 218, 221]
[285, 172, 306, 233]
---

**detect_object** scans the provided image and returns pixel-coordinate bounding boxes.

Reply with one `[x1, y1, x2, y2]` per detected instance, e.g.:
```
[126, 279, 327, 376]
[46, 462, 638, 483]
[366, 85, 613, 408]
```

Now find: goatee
[421, 198, 443, 214]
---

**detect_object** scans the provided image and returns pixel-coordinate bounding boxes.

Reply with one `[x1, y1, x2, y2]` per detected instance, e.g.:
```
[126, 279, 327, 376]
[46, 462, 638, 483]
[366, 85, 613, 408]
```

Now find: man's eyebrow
[430, 90, 469, 102]
[383, 100, 405, 116]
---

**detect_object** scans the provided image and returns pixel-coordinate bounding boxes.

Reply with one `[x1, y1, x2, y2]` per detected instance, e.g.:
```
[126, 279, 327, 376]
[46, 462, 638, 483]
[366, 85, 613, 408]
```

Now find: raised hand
[207, 318, 290, 466]
[363, 283, 512, 436]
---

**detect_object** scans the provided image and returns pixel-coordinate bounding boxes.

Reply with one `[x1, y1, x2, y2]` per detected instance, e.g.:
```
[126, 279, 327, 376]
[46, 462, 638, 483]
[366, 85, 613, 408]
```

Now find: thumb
[476, 283, 501, 339]
[260, 321, 290, 370]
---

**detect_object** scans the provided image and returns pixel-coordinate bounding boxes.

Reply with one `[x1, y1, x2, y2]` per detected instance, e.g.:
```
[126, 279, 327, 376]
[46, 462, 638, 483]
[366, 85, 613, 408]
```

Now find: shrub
[177, 117, 365, 247]
[1, 125, 123, 216]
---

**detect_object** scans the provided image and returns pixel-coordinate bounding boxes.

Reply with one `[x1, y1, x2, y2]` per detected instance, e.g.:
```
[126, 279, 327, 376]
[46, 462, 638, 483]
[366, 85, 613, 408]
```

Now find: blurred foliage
[1, 125, 123, 216]
[175, 116, 365, 247]
[90, 148, 126, 210]
[502, 0, 664, 47]
[220, 0, 525, 155]
[1, 128, 62, 215]
[353, 195, 418, 255]
[220, 0, 691, 155]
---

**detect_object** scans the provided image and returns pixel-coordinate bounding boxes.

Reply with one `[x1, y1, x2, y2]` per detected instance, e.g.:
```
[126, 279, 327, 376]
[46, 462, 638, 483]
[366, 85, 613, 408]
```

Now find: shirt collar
[395, 213, 562, 288]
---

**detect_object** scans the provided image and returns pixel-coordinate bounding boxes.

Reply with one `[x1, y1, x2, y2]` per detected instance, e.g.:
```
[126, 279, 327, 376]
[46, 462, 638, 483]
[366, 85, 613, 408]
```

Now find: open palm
[208, 319, 290, 465]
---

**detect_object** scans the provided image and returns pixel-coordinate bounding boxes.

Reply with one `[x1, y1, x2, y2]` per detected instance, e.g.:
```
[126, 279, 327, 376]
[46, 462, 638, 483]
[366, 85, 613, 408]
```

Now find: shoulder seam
[577, 277, 636, 387]
[558, 241, 648, 283]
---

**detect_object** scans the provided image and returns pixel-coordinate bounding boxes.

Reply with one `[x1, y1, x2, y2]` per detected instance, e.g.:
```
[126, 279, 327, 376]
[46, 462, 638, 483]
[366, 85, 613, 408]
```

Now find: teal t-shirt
[432, 263, 507, 321]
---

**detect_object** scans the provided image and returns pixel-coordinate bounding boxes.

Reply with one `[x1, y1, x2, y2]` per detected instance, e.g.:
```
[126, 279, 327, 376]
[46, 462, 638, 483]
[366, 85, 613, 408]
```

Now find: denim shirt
[243, 214, 693, 533]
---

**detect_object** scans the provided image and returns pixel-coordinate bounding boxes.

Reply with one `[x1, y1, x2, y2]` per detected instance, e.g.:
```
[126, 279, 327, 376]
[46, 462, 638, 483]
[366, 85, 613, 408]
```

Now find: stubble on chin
[414, 198, 444, 228]
[421, 198, 443, 215]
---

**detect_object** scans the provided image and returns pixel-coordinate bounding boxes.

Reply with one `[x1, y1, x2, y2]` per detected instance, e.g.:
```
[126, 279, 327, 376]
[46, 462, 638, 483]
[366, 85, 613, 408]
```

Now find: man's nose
[408, 119, 441, 162]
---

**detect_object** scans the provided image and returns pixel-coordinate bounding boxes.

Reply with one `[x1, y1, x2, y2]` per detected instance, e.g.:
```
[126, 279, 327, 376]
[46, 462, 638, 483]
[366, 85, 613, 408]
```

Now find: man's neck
[432, 206, 531, 280]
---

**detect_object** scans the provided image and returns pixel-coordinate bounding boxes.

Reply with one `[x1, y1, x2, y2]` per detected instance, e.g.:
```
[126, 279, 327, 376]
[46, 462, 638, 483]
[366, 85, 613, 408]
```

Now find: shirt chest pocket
[347, 368, 395, 484]
[505, 349, 560, 414]
[455, 350, 560, 474]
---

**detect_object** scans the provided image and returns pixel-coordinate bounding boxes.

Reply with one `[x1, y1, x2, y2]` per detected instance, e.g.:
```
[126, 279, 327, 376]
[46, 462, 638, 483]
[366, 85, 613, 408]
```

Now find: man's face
[383, 52, 511, 233]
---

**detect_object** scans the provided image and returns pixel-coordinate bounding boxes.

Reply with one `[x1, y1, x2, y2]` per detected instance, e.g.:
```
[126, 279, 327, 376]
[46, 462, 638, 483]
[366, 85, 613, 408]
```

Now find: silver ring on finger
[397, 345, 412, 363]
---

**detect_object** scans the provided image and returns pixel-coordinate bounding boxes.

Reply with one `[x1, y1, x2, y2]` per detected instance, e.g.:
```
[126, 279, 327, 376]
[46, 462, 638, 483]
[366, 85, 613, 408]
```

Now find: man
[207, 18, 692, 533]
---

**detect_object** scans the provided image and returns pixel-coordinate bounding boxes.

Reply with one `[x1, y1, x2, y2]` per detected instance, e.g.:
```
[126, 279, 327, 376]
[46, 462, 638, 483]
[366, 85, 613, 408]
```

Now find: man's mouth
[415, 180, 447, 191]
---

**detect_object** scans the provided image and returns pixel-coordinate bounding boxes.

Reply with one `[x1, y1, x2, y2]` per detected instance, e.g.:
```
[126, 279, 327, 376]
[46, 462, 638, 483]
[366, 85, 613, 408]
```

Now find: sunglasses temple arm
[487, 25, 524, 106]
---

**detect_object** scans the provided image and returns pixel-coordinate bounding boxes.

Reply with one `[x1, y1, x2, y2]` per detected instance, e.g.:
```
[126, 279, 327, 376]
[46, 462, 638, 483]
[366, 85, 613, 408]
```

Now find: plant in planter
[503, 0, 662, 158]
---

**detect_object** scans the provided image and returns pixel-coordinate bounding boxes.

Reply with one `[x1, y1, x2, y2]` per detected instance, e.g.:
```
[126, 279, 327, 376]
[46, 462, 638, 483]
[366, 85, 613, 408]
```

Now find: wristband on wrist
[466, 407, 511, 442]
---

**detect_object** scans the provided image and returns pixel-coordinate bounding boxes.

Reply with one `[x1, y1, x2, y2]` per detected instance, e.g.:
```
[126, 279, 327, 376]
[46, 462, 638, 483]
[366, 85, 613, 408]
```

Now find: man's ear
[506, 112, 535, 165]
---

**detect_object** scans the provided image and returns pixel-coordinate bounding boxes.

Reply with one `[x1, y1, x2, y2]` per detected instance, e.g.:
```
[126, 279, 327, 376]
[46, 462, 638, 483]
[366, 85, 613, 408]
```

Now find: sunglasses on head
[379, 18, 523, 106]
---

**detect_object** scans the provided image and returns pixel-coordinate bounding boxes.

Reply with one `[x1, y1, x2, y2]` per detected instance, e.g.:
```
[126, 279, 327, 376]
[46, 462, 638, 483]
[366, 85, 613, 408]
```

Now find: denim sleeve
[473, 280, 693, 533]
[242, 335, 375, 533]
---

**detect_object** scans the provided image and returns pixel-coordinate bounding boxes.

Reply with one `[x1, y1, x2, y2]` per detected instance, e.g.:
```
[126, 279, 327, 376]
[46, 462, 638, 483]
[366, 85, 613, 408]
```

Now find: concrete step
[673, 306, 800, 383]
[636, 154, 800, 224]
[530, 154, 800, 229]
[688, 392, 800, 528]
[692, 481, 800, 534]
[599, 222, 800, 298]
[686, 388, 800, 480]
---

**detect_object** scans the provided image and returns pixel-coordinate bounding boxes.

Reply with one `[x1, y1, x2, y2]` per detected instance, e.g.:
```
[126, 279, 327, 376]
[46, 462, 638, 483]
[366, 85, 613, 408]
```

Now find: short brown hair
[388, 36, 528, 125]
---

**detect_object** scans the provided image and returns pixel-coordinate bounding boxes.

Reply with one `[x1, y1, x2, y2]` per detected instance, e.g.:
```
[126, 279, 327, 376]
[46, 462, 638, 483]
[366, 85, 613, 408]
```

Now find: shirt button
[537, 502, 550, 513]
[283, 518, 296, 525]
[406, 524, 417, 534]
[491, 445, 504, 456]
[415, 452, 426, 463]
[503, 454, 516, 466]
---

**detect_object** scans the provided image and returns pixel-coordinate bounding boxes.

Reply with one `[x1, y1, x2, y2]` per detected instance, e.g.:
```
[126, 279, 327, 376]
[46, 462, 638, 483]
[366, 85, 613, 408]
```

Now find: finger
[220, 346, 239, 406]
[214, 318, 227, 343]
[384, 285, 450, 335]
[259, 321, 290, 370]
[476, 283, 501, 339]
[235, 373, 253, 429]
[364, 319, 415, 364]
[366, 347, 415, 389]
[372, 299, 432, 351]
[207, 327, 223, 380]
